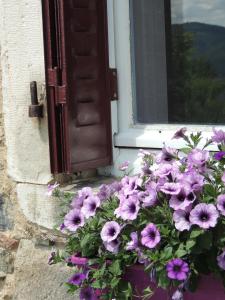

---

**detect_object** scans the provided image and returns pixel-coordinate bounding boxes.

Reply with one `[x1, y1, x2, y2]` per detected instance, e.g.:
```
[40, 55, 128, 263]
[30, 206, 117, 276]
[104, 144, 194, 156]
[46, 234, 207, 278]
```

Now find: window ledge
[114, 127, 219, 151]
[59, 176, 116, 194]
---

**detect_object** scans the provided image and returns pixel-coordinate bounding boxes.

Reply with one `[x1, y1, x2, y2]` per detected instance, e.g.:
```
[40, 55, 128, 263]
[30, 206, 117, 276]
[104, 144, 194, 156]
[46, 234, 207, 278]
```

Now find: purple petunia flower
[121, 176, 139, 196]
[173, 206, 192, 231]
[68, 273, 86, 286]
[141, 186, 158, 208]
[187, 149, 209, 170]
[222, 172, 225, 183]
[97, 184, 113, 202]
[81, 196, 100, 219]
[217, 194, 225, 216]
[110, 181, 122, 193]
[169, 187, 196, 211]
[126, 232, 138, 251]
[100, 221, 121, 243]
[212, 128, 225, 143]
[141, 223, 161, 249]
[64, 209, 85, 232]
[46, 182, 59, 197]
[115, 196, 140, 220]
[214, 151, 225, 161]
[69, 256, 88, 266]
[156, 147, 178, 164]
[180, 170, 204, 192]
[71, 196, 84, 210]
[104, 238, 120, 254]
[48, 251, 56, 265]
[138, 149, 151, 158]
[119, 160, 130, 171]
[78, 187, 93, 198]
[71, 187, 93, 209]
[141, 162, 152, 176]
[137, 248, 149, 265]
[166, 258, 189, 281]
[154, 163, 173, 178]
[160, 182, 181, 195]
[172, 289, 184, 300]
[173, 127, 187, 140]
[59, 223, 66, 232]
[190, 203, 219, 229]
[80, 287, 97, 300]
[217, 250, 225, 270]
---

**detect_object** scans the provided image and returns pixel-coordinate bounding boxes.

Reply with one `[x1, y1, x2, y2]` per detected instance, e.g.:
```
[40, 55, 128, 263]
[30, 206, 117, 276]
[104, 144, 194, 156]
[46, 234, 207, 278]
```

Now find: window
[131, 0, 225, 125]
[114, 0, 222, 153]
[42, 0, 225, 175]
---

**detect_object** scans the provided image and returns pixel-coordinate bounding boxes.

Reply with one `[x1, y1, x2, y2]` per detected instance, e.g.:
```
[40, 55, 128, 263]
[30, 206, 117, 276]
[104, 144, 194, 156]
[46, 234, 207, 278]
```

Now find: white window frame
[108, 0, 223, 152]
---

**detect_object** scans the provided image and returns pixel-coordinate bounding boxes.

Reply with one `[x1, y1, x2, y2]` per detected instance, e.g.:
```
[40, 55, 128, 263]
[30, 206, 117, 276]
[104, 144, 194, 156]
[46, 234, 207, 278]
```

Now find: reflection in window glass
[131, 0, 225, 124]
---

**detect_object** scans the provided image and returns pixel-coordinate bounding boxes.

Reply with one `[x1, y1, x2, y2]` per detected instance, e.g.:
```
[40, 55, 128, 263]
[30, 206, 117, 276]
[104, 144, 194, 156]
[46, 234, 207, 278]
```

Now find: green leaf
[65, 283, 80, 293]
[111, 277, 120, 288]
[175, 249, 187, 258]
[91, 280, 102, 289]
[157, 271, 170, 289]
[142, 286, 154, 300]
[186, 240, 196, 250]
[190, 228, 203, 239]
[109, 260, 122, 276]
[117, 281, 133, 299]
[175, 243, 187, 257]
[180, 147, 192, 154]
[204, 184, 217, 197]
[80, 234, 91, 248]
[161, 246, 173, 260]
[88, 258, 99, 266]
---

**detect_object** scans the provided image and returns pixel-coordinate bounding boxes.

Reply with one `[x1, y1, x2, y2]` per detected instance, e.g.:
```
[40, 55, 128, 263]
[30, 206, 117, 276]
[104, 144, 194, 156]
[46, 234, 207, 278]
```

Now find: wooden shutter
[42, 0, 113, 173]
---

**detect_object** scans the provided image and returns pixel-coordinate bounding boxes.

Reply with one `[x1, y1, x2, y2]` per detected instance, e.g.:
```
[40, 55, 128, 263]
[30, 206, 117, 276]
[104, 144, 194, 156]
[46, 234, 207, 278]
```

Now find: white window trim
[110, 0, 223, 152]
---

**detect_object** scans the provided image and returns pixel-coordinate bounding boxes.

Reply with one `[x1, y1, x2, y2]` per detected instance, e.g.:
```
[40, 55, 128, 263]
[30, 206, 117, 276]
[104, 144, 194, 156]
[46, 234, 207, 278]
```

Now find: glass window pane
[131, 0, 225, 124]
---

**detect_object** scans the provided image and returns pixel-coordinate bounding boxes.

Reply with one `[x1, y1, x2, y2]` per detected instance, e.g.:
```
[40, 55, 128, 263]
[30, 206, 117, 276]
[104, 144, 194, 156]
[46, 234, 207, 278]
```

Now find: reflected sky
[171, 0, 225, 27]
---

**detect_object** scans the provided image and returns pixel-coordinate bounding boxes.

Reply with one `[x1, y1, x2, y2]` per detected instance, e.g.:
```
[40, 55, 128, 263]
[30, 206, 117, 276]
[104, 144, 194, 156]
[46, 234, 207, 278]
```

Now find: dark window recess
[42, 0, 114, 173]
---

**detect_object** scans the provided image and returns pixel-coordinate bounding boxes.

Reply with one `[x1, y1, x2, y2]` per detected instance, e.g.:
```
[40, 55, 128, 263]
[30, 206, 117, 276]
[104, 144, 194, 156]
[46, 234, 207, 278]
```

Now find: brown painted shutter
[42, 0, 113, 173]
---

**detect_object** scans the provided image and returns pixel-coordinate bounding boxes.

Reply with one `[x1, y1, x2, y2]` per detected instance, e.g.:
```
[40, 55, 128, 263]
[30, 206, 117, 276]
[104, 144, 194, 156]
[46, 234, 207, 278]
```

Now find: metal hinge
[47, 67, 67, 105]
[55, 85, 67, 105]
[47, 67, 59, 86]
[109, 68, 118, 101]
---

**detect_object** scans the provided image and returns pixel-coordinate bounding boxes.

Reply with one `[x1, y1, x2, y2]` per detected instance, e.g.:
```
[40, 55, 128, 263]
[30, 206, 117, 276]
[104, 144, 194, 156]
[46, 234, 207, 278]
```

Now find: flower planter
[124, 265, 225, 300]
[53, 129, 225, 300]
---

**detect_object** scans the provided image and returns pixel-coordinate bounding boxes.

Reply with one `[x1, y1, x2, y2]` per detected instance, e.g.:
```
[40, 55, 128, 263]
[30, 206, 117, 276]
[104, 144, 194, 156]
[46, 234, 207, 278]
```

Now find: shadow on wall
[0, 194, 13, 231]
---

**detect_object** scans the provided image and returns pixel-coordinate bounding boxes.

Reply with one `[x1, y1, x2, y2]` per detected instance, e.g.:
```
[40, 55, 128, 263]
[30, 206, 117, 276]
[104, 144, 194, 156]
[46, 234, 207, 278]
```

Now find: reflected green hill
[174, 22, 225, 78]
[169, 22, 225, 124]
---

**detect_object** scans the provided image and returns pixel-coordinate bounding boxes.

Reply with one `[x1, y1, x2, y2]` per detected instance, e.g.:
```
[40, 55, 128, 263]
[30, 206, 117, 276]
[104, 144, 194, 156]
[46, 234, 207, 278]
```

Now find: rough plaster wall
[16, 183, 62, 229]
[0, 0, 52, 184]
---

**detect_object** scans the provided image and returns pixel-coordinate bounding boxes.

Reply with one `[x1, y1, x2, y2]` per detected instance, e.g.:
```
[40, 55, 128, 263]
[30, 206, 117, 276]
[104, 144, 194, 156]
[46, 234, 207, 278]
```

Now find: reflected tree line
[168, 24, 225, 124]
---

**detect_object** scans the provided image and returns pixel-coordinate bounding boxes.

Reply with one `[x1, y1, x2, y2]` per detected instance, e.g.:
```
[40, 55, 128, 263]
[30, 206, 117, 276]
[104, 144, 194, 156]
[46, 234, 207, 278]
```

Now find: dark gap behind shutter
[42, 0, 112, 173]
